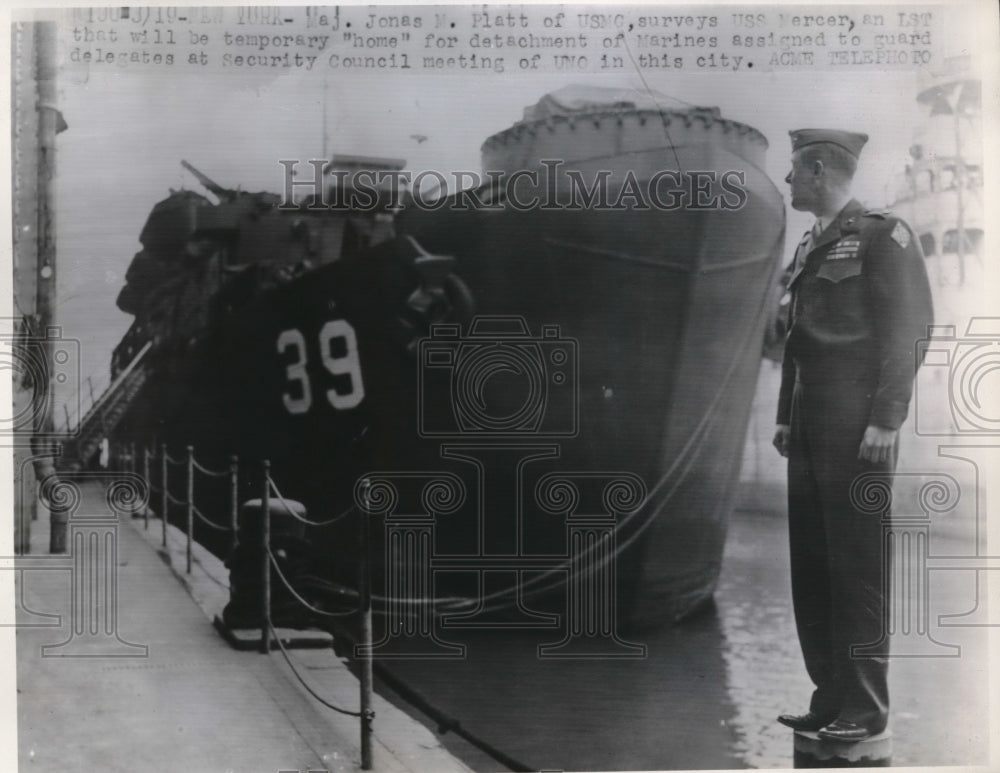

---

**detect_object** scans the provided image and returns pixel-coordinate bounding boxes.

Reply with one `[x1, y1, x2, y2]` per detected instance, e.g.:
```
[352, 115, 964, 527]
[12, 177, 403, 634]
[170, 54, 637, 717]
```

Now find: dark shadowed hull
[108, 102, 784, 629]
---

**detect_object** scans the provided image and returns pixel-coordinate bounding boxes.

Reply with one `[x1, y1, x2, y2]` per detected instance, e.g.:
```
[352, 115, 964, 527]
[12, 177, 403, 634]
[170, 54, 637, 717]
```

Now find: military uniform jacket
[776, 199, 934, 431]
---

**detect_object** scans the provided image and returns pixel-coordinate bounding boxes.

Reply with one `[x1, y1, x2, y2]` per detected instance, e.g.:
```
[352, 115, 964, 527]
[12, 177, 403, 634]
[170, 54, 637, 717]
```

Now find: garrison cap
[789, 129, 869, 159]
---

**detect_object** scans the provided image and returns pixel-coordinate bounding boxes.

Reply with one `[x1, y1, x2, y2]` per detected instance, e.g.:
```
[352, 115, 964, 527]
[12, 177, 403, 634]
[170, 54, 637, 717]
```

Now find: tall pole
[34, 20, 58, 383]
[260, 461, 272, 654]
[142, 447, 150, 528]
[186, 446, 194, 574]
[161, 444, 169, 547]
[229, 456, 240, 558]
[12, 22, 35, 554]
[34, 21, 67, 553]
[359, 480, 374, 770]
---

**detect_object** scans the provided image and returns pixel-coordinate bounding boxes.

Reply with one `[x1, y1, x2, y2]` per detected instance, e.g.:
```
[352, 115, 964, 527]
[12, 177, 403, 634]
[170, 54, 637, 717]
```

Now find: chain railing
[136, 444, 239, 570]
[122, 442, 375, 769]
[257, 462, 375, 767]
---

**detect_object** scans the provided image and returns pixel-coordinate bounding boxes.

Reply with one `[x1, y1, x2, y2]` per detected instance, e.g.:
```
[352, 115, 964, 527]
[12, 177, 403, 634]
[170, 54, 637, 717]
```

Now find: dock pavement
[13, 479, 473, 773]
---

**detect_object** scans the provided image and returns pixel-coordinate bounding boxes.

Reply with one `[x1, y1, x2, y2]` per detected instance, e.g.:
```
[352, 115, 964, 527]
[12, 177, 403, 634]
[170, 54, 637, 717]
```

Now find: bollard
[142, 447, 150, 529]
[359, 479, 374, 770]
[229, 456, 239, 559]
[221, 494, 309, 636]
[793, 730, 891, 768]
[160, 443, 168, 547]
[260, 460, 271, 654]
[186, 446, 194, 574]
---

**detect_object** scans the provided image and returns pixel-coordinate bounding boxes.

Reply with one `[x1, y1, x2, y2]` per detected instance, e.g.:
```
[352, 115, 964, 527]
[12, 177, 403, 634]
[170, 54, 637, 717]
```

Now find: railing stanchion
[129, 442, 136, 475]
[261, 460, 272, 654]
[63, 403, 71, 435]
[359, 478, 374, 770]
[186, 446, 194, 574]
[229, 456, 240, 559]
[160, 443, 168, 547]
[142, 447, 150, 529]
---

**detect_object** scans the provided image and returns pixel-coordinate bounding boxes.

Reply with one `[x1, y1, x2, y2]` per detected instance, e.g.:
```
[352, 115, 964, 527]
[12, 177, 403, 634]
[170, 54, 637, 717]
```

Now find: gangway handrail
[57, 371, 110, 434]
[67, 340, 154, 436]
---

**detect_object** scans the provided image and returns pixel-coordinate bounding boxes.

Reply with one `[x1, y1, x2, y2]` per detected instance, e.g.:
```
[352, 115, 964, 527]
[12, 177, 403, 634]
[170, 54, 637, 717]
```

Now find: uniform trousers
[787, 376, 894, 734]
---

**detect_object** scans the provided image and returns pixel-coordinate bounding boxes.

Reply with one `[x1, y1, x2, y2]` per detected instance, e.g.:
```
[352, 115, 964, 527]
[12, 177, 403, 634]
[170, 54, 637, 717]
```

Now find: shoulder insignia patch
[891, 221, 910, 248]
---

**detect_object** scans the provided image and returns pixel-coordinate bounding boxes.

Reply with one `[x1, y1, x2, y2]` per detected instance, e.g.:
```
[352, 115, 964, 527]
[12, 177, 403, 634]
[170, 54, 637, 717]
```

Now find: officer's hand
[858, 425, 897, 464]
[773, 424, 791, 458]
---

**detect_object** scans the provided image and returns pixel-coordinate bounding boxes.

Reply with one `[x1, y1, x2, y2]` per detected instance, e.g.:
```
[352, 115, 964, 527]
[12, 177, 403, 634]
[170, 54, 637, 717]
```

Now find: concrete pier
[13, 480, 472, 773]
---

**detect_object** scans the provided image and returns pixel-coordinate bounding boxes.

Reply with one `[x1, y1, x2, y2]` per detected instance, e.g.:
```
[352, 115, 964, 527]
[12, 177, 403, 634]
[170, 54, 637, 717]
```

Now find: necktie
[807, 219, 826, 252]
[795, 221, 822, 272]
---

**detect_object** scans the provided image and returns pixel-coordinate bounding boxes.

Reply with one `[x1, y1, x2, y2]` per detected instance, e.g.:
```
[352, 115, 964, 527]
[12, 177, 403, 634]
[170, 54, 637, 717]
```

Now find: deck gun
[181, 160, 239, 202]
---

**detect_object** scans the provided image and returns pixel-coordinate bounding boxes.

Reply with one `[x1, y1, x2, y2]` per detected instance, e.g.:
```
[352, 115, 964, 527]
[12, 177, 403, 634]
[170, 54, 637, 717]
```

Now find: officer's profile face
[784, 150, 820, 213]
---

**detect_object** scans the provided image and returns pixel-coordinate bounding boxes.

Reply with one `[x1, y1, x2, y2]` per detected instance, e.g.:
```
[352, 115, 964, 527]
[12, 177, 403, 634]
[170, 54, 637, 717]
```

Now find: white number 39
[277, 320, 365, 415]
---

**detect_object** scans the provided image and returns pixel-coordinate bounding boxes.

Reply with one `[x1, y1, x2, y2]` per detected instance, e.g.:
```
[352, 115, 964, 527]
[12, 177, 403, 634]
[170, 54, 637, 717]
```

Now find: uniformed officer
[772, 129, 934, 741]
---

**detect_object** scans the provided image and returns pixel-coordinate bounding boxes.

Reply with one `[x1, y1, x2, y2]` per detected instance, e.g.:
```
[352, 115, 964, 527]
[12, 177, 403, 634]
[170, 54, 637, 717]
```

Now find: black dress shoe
[776, 711, 835, 731]
[817, 719, 874, 741]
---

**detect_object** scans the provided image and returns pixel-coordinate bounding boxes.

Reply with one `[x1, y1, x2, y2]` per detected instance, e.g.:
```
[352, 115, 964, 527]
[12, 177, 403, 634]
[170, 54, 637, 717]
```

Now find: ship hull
[109, 99, 784, 629]
[391, 142, 785, 626]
